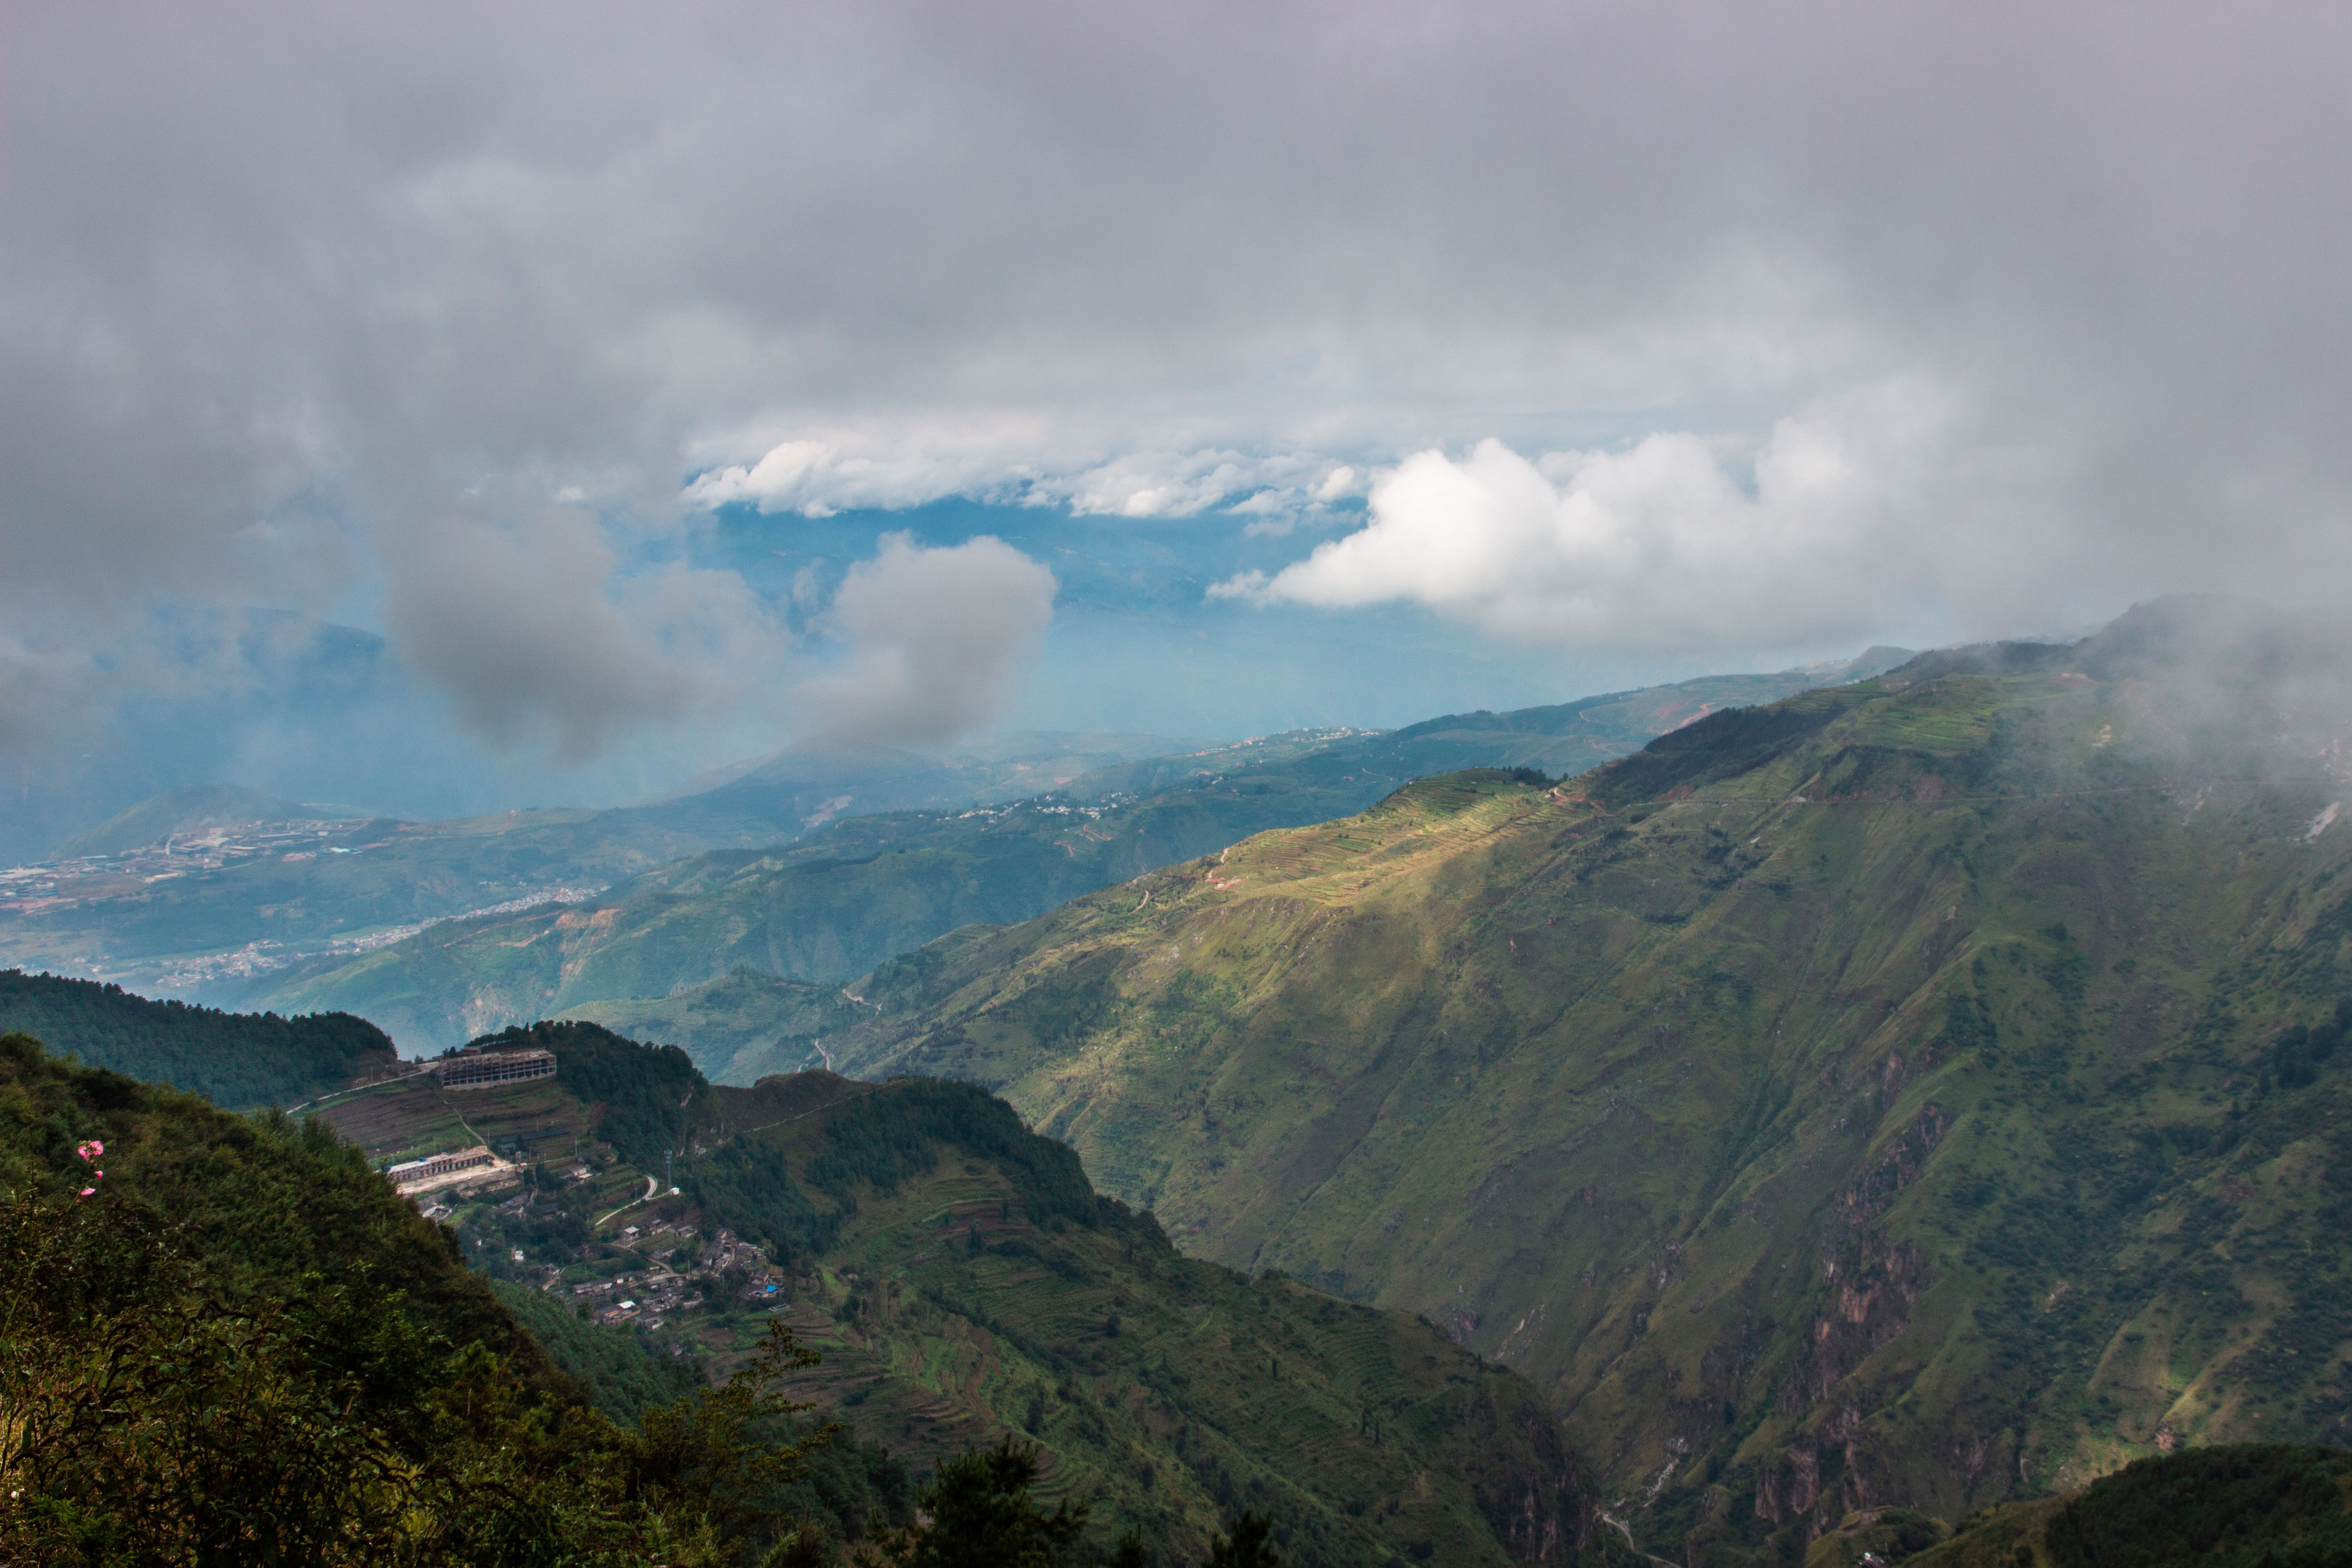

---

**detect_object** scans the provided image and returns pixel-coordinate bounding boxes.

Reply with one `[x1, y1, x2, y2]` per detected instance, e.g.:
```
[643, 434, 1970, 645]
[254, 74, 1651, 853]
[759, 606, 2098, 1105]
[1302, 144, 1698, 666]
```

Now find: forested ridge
[0, 1010, 1625, 1565]
[0, 1029, 877, 1563]
[0, 966, 395, 1108]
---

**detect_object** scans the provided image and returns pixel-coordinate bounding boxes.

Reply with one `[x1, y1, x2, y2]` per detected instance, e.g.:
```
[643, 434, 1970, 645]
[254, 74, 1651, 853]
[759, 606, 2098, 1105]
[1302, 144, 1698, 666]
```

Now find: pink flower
[75, 1140, 103, 1161]
[79, 1187, 94, 1198]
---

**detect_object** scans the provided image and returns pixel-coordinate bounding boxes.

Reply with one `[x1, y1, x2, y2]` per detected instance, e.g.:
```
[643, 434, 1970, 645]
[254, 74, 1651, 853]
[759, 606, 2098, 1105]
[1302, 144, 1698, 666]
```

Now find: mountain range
[200, 650, 1911, 1056]
[0, 731, 1215, 999]
[767, 598, 2352, 1562]
[8, 601, 2352, 1563]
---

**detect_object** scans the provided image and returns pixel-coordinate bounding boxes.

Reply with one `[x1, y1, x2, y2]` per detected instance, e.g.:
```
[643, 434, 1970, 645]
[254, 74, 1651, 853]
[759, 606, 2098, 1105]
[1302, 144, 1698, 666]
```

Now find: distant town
[389, 1140, 786, 1335]
[0, 815, 379, 911]
[0, 815, 604, 992]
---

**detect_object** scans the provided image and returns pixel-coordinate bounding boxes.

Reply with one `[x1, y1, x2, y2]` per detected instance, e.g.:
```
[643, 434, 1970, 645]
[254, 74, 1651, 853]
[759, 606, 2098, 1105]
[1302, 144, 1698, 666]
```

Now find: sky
[5, 1, 2351, 848]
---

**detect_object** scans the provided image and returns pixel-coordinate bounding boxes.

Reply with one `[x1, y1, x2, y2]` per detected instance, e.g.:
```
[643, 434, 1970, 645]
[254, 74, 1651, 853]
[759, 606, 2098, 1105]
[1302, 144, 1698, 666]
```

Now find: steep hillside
[813, 601, 2352, 1562]
[0, 1029, 926, 1563]
[554, 970, 871, 1083]
[446, 1065, 1632, 1568]
[0, 967, 397, 1108]
[1907, 1444, 2352, 1568]
[0, 1029, 551, 1377]
[234, 655, 1908, 1057]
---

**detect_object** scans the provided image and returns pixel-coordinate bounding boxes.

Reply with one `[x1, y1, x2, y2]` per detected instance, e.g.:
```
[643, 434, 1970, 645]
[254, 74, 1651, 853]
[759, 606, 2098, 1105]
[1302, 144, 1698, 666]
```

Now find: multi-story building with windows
[426, 1048, 555, 1091]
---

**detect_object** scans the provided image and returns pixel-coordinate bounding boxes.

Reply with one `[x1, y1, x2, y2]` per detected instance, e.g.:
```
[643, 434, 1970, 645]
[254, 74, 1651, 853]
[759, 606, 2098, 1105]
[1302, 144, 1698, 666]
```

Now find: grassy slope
[711, 1073, 1629, 1568]
[264, 659, 1909, 1058]
[816, 609, 2352, 1561]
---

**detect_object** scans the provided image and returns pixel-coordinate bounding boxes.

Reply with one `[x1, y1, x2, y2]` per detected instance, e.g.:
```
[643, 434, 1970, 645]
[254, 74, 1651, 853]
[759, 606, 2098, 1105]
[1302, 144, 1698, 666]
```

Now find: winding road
[595, 1173, 659, 1227]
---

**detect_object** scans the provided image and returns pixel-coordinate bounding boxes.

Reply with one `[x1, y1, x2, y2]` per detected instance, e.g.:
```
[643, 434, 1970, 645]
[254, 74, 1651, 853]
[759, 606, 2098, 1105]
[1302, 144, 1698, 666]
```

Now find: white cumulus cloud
[681, 421, 1061, 516]
[1214, 386, 1963, 652]
[683, 424, 1358, 524]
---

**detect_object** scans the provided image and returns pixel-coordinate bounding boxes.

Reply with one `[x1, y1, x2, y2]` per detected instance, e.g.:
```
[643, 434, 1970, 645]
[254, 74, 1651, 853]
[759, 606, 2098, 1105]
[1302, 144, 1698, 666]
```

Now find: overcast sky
[6, 1, 2350, 828]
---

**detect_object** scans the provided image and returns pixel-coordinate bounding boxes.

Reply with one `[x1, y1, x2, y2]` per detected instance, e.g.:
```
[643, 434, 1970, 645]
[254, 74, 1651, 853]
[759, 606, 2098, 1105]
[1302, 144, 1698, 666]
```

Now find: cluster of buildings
[0, 818, 375, 918]
[564, 1223, 780, 1328]
[387, 1144, 496, 1188]
[372, 1054, 561, 1209]
[387, 1142, 525, 1207]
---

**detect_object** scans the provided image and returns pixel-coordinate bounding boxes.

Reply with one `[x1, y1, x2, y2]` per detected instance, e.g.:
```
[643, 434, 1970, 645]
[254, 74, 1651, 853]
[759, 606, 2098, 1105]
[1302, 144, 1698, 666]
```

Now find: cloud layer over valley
[5, 0, 2350, 828]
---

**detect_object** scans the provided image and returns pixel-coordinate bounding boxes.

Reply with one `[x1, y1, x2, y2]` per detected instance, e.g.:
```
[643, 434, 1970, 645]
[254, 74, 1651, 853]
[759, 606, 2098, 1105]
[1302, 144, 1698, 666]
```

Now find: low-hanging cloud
[683, 423, 1355, 524]
[377, 499, 765, 760]
[1213, 384, 2003, 653]
[792, 534, 1057, 748]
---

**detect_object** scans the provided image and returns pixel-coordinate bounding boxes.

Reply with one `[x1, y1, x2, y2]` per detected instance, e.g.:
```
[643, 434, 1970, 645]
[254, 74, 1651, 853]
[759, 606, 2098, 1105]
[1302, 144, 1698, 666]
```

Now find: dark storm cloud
[4, 0, 2349, 748]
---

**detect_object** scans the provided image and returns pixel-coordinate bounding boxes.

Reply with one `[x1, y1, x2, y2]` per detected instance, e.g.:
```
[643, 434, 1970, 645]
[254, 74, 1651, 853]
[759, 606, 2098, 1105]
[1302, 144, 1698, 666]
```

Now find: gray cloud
[794, 535, 1057, 748]
[376, 496, 720, 761]
[4, 0, 2350, 743]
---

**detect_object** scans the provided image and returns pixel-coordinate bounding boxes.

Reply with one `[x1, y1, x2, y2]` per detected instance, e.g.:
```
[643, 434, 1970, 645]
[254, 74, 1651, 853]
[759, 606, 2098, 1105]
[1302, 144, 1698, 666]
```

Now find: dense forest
[0, 1029, 879, 1562]
[0, 967, 396, 1108]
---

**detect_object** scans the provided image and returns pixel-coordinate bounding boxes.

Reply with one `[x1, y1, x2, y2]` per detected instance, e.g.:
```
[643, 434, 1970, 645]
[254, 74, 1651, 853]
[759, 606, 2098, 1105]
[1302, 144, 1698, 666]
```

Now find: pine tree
[1203, 1511, 1279, 1568]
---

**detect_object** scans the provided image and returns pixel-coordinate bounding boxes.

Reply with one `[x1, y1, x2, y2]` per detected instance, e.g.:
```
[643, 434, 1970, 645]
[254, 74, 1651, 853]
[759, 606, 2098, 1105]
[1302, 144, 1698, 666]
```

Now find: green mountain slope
[53, 782, 334, 858]
[808, 601, 2352, 1562]
[760, 1075, 1620, 1567]
[234, 654, 1910, 1059]
[440, 1059, 1632, 1567]
[0, 967, 397, 1108]
[1908, 1444, 2352, 1568]
[0, 1029, 931, 1563]
[0, 1030, 551, 1377]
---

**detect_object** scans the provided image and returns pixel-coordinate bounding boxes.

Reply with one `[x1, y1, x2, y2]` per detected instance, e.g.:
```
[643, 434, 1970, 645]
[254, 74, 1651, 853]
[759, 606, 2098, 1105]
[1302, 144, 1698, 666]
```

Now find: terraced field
[310, 1072, 598, 1168]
